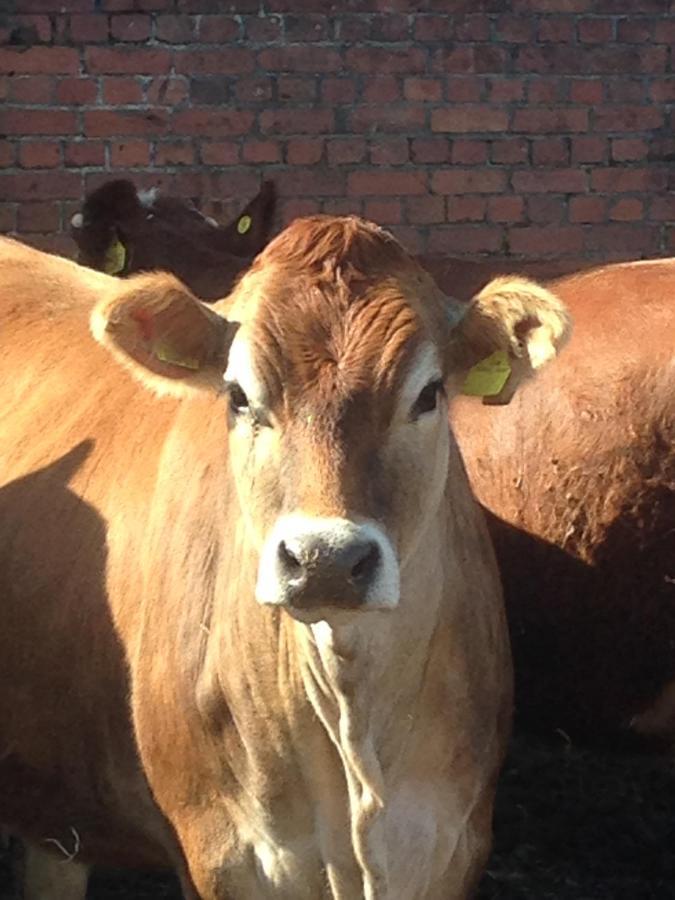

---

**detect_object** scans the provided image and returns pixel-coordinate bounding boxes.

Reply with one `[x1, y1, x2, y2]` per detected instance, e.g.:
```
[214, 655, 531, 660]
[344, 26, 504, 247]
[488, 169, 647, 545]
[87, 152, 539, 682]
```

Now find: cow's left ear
[445, 276, 572, 405]
[91, 273, 238, 397]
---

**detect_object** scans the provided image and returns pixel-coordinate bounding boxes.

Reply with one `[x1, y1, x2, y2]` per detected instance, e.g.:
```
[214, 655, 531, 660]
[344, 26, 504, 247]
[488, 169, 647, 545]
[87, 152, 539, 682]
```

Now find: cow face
[93, 216, 571, 619]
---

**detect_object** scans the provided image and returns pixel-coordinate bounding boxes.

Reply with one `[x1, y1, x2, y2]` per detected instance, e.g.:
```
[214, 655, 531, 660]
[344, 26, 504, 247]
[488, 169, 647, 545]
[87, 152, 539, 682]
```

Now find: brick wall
[1, 0, 673, 262]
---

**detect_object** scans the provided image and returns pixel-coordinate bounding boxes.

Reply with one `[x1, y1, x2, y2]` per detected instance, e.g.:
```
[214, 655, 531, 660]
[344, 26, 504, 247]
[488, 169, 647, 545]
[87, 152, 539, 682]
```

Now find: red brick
[404, 77, 442, 101]
[278, 76, 317, 102]
[606, 80, 647, 103]
[110, 14, 151, 41]
[9, 75, 54, 103]
[326, 138, 366, 165]
[495, 14, 535, 42]
[362, 76, 401, 104]
[593, 106, 663, 131]
[155, 141, 195, 166]
[155, 15, 196, 42]
[9, 14, 52, 42]
[590, 167, 668, 192]
[431, 107, 508, 133]
[171, 109, 254, 136]
[286, 138, 324, 165]
[569, 196, 607, 223]
[17, 201, 61, 232]
[513, 108, 588, 133]
[489, 79, 525, 102]
[571, 136, 607, 163]
[55, 77, 98, 105]
[338, 14, 371, 41]
[577, 17, 614, 42]
[569, 79, 603, 104]
[650, 80, 675, 102]
[609, 198, 644, 221]
[146, 76, 189, 106]
[280, 199, 321, 223]
[611, 138, 649, 162]
[0, 204, 17, 231]
[451, 139, 489, 164]
[198, 15, 240, 41]
[363, 199, 403, 225]
[588, 46, 667, 75]
[532, 137, 569, 166]
[445, 197, 486, 222]
[348, 170, 427, 197]
[508, 225, 584, 256]
[245, 14, 283, 42]
[242, 140, 281, 164]
[372, 13, 411, 41]
[414, 14, 489, 42]
[346, 46, 426, 74]
[0, 142, 16, 167]
[3, 109, 76, 135]
[321, 78, 357, 104]
[487, 196, 525, 223]
[69, 13, 108, 42]
[527, 77, 566, 104]
[0, 47, 79, 75]
[19, 141, 62, 168]
[232, 77, 272, 103]
[537, 16, 575, 41]
[260, 108, 333, 134]
[389, 226, 424, 256]
[649, 196, 675, 221]
[526, 196, 567, 223]
[617, 18, 653, 42]
[85, 109, 168, 137]
[86, 48, 171, 75]
[276, 170, 344, 198]
[432, 169, 508, 194]
[513, 169, 587, 193]
[65, 141, 105, 166]
[350, 107, 425, 133]
[110, 140, 151, 167]
[102, 76, 143, 104]
[200, 142, 239, 166]
[427, 225, 502, 255]
[370, 139, 409, 166]
[323, 199, 361, 217]
[405, 196, 445, 225]
[411, 137, 450, 164]
[584, 224, 660, 253]
[258, 46, 341, 73]
[285, 13, 329, 41]
[445, 77, 484, 102]
[433, 45, 508, 75]
[0, 171, 81, 200]
[491, 137, 529, 164]
[654, 19, 675, 42]
[174, 48, 254, 75]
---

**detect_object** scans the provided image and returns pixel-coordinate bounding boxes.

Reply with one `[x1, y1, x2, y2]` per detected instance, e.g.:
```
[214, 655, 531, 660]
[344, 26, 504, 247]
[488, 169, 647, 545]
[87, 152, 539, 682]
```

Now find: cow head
[70, 179, 277, 301]
[92, 216, 570, 619]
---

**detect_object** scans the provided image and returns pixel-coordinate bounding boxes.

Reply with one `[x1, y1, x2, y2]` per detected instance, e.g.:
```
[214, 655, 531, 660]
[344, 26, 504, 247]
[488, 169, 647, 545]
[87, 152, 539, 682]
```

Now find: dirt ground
[2, 730, 675, 899]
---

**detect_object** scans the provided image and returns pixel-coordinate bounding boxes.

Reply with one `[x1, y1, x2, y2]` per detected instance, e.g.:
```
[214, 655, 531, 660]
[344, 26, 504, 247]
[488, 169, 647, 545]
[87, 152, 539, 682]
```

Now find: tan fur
[0, 221, 567, 897]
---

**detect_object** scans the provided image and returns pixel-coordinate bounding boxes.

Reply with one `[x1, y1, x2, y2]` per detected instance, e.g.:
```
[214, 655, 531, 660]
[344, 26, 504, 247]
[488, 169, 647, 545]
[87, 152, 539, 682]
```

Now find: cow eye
[226, 382, 249, 416]
[411, 379, 443, 420]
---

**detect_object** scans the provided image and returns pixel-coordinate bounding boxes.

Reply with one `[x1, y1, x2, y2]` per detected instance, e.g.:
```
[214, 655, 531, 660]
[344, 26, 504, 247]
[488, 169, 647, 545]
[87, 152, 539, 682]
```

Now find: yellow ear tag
[462, 350, 511, 397]
[155, 340, 201, 371]
[237, 214, 252, 235]
[104, 237, 126, 275]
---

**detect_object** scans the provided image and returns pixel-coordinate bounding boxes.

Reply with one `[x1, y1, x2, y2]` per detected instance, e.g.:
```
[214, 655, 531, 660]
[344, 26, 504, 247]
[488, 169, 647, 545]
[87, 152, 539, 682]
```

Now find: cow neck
[286, 526, 445, 900]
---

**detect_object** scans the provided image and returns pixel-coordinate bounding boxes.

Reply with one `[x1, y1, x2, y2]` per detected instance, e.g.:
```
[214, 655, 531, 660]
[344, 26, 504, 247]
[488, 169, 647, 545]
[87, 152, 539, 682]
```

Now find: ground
[2, 731, 675, 898]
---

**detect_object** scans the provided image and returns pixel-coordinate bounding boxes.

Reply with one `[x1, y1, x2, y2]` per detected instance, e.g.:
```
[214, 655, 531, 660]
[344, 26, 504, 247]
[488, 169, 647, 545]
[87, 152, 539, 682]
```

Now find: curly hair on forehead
[253, 214, 412, 284]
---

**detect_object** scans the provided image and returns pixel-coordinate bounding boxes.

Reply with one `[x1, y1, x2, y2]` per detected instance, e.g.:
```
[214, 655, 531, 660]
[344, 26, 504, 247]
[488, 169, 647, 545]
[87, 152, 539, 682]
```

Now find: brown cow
[441, 259, 675, 744]
[69, 179, 276, 300]
[0, 219, 570, 898]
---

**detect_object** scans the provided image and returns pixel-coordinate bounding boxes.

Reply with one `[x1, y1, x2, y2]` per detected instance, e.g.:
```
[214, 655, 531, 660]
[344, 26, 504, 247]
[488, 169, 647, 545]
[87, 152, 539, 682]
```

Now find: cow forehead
[229, 277, 431, 415]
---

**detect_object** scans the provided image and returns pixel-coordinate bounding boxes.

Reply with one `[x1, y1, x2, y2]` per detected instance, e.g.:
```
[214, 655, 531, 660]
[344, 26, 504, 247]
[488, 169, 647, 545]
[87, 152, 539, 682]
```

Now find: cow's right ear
[91, 273, 238, 397]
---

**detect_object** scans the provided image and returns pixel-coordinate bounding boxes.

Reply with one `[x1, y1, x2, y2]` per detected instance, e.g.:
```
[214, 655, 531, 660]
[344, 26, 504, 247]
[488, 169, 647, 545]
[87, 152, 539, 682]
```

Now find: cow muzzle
[256, 516, 400, 612]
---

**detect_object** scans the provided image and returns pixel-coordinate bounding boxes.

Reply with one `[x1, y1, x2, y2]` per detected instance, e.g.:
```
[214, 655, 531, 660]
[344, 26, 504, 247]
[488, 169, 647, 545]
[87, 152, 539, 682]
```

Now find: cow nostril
[351, 542, 380, 583]
[278, 540, 303, 574]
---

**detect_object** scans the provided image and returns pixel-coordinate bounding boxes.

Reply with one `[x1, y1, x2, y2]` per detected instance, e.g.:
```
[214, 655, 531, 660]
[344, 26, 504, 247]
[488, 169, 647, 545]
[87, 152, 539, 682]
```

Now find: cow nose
[276, 534, 382, 609]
